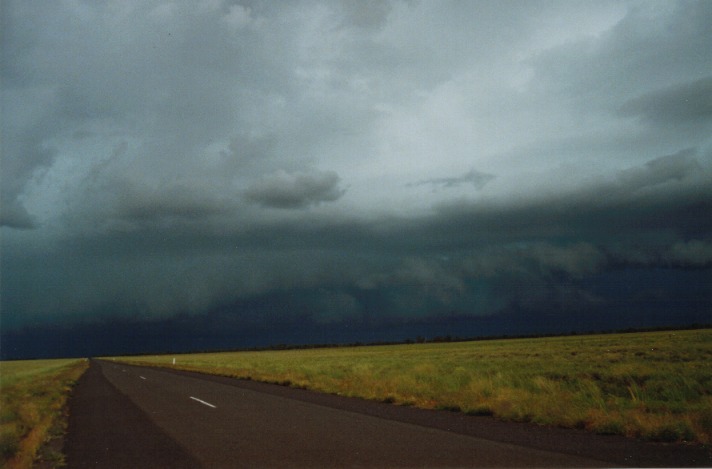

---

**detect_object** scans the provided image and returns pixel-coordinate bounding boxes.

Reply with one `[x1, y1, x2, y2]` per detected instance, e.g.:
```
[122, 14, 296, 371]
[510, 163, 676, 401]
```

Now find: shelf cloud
[2, 0, 710, 358]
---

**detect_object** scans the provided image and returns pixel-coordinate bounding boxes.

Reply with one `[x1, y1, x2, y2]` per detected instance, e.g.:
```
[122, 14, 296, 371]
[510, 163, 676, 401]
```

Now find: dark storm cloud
[617, 148, 701, 189]
[2, 1, 711, 357]
[408, 169, 496, 191]
[112, 181, 233, 223]
[0, 202, 37, 230]
[244, 169, 346, 209]
[664, 240, 712, 267]
[3, 150, 709, 332]
[619, 76, 712, 124]
[338, 0, 394, 30]
[530, 1, 712, 103]
[429, 151, 712, 247]
[458, 242, 606, 280]
[0, 131, 58, 229]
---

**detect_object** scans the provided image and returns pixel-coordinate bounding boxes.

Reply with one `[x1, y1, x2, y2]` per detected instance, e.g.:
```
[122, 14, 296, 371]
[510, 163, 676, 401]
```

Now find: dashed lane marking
[190, 396, 217, 408]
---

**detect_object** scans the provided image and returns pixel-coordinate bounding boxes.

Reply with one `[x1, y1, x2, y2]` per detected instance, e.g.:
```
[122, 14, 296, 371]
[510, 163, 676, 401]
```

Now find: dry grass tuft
[0, 359, 88, 469]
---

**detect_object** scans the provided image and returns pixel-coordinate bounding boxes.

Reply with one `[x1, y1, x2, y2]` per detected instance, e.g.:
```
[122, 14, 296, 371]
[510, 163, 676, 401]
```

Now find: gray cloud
[1, 1, 710, 349]
[307, 289, 363, 324]
[111, 181, 233, 224]
[244, 169, 346, 209]
[3, 147, 708, 329]
[460, 242, 606, 280]
[619, 76, 712, 124]
[0, 137, 57, 229]
[409, 169, 495, 191]
[338, 0, 395, 30]
[530, 1, 712, 106]
[0, 201, 36, 230]
[615, 148, 702, 195]
[664, 240, 712, 267]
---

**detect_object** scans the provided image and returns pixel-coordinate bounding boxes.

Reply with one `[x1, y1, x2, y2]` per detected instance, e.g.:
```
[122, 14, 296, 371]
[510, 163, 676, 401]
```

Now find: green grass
[118, 329, 712, 445]
[0, 359, 88, 469]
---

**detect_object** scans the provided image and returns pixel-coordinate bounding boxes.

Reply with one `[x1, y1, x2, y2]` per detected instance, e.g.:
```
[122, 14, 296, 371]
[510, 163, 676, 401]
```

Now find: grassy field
[118, 329, 712, 445]
[0, 358, 88, 469]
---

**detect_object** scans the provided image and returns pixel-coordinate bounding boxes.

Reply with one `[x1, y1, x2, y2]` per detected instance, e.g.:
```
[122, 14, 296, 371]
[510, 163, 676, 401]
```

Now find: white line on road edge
[190, 396, 217, 408]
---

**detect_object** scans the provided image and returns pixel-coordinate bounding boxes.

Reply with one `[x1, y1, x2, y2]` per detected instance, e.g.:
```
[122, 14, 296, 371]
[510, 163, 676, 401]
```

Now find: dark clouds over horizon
[1, 1, 711, 359]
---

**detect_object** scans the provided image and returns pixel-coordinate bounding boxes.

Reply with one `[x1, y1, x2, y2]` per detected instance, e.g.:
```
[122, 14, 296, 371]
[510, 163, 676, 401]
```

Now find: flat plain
[118, 328, 712, 445]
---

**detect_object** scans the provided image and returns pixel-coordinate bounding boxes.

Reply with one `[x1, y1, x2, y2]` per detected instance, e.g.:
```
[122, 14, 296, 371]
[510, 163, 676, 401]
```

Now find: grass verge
[0, 359, 88, 469]
[118, 329, 712, 445]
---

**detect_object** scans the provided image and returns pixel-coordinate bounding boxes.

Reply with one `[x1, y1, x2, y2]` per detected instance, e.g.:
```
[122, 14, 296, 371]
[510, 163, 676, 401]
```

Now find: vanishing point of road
[65, 360, 711, 468]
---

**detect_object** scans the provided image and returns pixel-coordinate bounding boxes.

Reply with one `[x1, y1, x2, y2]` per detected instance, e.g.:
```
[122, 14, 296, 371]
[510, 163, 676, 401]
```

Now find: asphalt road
[65, 360, 712, 468]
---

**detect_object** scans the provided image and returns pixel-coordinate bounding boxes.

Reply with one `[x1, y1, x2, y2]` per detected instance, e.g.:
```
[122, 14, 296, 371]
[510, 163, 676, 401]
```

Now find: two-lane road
[65, 360, 711, 468]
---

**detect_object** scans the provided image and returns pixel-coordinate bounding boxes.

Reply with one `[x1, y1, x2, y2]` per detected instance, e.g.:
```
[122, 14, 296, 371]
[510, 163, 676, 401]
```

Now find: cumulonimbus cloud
[2, 1, 711, 357]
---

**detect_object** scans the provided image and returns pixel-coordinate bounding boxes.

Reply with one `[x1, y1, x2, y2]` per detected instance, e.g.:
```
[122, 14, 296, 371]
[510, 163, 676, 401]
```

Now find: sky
[1, 0, 711, 359]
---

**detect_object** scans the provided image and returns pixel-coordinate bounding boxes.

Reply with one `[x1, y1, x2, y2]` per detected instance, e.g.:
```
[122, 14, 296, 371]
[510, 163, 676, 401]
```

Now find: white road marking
[190, 396, 217, 408]
[140, 376, 146, 380]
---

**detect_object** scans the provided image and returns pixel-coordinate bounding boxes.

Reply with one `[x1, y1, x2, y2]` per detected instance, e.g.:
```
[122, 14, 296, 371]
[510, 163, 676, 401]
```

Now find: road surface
[65, 360, 711, 468]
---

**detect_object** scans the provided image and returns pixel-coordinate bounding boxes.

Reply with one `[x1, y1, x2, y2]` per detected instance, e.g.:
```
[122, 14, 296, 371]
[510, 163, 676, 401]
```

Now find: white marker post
[172, 357, 176, 365]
